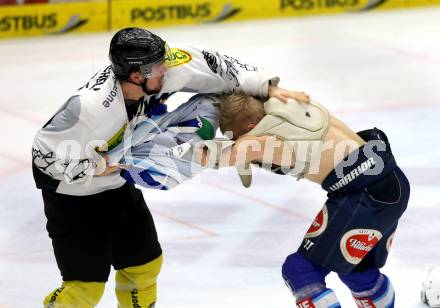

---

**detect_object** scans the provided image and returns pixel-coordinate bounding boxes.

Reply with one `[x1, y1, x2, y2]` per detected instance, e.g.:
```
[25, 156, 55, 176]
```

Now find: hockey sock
[282, 252, 341, 307]
[115, 254, 163, 308]
[339, 269, 395, 308]
[43, 281, 105, 307]
[296, 288, 341, 308]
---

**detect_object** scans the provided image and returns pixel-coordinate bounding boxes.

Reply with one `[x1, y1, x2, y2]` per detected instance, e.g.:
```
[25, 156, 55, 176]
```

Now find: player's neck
[120, 80, 145, 102]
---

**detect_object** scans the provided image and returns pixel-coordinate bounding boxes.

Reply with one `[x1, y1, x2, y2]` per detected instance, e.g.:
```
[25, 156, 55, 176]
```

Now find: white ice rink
[1, 7, 440, 307]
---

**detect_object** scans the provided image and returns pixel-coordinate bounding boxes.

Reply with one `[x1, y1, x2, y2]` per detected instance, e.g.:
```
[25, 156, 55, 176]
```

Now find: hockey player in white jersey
[32, 27, 309, 308]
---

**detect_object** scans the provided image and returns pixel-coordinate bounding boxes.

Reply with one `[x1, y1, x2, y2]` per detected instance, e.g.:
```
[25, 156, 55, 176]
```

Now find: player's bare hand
[94, 154, 124, 176]
[95, 163, 122, 176]
[268, 85, 310, 104]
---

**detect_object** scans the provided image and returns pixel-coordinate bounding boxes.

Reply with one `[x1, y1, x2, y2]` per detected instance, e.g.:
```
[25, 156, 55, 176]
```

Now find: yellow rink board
[111, 0, 440, 29]
[0, 1, 107, 38]
[1, 0, 440, 38]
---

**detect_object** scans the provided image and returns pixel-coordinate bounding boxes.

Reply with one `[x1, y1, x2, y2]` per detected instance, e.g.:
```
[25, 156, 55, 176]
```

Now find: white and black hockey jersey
[32, 43, 279, 196]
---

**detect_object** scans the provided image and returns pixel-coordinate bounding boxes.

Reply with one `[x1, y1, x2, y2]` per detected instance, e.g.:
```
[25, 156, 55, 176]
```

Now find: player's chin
[146, 86, 162, 95]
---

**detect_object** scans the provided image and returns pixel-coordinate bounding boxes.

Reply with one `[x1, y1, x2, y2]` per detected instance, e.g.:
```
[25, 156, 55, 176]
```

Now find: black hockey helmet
[109, 27, 167, 80]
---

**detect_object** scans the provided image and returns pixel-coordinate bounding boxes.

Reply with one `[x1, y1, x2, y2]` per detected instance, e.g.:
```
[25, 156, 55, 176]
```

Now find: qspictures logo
[0, 13, 88, 33]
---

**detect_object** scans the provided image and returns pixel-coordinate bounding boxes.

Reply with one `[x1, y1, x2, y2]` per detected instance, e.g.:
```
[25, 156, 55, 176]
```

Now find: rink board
[0, 0, 107, 38]
[111, 0, 440, 29]
[1, 0, 440, 38]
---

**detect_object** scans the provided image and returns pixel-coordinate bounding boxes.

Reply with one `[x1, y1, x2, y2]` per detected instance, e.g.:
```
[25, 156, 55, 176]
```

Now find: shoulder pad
[264, 97, 328, 132]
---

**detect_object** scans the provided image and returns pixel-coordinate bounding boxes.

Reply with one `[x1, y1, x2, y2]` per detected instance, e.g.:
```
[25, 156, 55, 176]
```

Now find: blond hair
[219, 94, 265, 138]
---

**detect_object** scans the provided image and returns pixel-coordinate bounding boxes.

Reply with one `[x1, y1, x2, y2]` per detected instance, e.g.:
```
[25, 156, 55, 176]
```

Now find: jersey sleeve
[32, 95, 102, 186]
[119, 94, 220, 190]
[164, 94, 220, 143]
[163, 44, 280, 97]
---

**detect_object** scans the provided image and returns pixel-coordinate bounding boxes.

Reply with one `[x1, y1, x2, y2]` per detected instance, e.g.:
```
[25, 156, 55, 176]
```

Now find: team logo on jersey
[165, 48, 192, 68]
[386, 232, 395, 253]
[305, 205, 328, 238]
[340, 229, 382, 264]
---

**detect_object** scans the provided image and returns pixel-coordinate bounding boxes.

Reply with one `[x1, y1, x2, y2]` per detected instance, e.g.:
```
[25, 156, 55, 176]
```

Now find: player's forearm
[227, 136, 267, 166]
[192, 136, 284, 169]
[268, 84, 310, 104]
[225, 136, 295, 168]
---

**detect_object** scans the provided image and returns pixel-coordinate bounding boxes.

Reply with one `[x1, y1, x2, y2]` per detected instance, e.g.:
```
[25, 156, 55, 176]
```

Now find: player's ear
[247, 122, 256, 130]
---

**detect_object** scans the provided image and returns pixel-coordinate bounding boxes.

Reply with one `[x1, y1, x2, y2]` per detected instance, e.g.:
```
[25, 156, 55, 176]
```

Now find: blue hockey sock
[339, 268, 380, 292]
[339, 270, 395, 308]
[296, 288, 341, 308]
[282, 253, 341, 307]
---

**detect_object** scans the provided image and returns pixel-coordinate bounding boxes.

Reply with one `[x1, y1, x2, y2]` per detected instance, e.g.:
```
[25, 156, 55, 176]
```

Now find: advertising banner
[110, 0, 440, 30]
[1, 0, 439, 38]
[0, 0, 107, 38]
